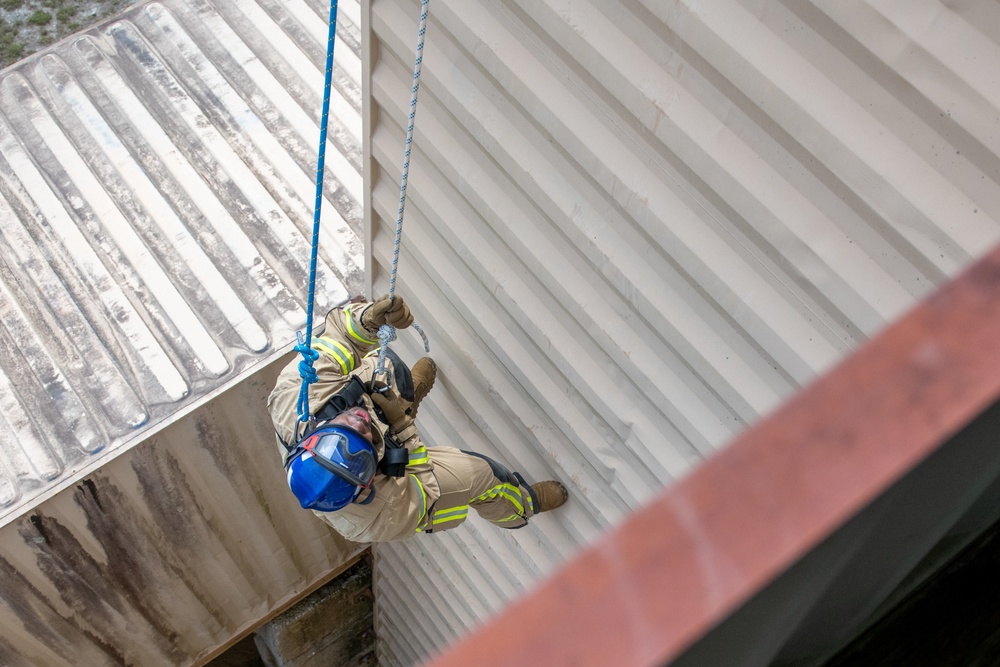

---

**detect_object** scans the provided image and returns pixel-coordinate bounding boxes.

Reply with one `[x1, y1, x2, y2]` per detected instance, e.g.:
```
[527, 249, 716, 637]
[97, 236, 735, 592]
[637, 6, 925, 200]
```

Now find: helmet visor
[301, 426, 377, 488]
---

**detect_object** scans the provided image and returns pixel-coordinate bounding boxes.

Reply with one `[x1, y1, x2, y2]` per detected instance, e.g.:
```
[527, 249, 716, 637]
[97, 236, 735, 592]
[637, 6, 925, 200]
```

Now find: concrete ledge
[255, 557, 375, 667]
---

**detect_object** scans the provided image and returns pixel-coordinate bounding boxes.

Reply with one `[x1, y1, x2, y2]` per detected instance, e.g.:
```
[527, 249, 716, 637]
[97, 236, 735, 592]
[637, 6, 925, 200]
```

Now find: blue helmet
[285, 424, 378, 512]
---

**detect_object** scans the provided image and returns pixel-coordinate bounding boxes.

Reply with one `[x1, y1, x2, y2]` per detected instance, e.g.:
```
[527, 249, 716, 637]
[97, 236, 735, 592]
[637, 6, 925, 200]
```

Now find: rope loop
[294, 334, 320, 422]
[374, 323, 397, 381]
[412, 322, 430, 352]
[295, 342, 319, 384]
[377, 323, 398, 347]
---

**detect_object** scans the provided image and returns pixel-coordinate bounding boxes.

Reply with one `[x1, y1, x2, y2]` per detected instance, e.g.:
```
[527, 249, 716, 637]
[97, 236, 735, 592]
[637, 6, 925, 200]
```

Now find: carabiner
[370, 368, 394, 393]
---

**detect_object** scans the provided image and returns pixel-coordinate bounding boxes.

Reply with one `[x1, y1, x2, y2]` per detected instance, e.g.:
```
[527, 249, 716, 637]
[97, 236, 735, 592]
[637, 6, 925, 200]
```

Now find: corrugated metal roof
[0, 0, 370, 663]
[0, 0, 364, 526]
[362, 1, 1000, 664]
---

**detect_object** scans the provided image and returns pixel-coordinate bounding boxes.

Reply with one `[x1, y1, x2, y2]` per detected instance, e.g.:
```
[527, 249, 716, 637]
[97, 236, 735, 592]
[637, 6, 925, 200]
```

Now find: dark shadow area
[205, 634, 265, 667]
[824, 516, 1000, 666]
[206, 556, 374, 667]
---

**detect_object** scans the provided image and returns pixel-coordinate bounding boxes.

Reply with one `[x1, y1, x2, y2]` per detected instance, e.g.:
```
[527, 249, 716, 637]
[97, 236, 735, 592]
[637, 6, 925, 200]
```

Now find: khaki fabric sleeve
[267, 302, 378, 447]
[323, 302, 380, 362]
[268, 350, 354, 448]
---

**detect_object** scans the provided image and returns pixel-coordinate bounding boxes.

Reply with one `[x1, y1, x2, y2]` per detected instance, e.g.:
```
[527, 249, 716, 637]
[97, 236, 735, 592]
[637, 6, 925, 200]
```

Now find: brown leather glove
[370, 387, 414, 435]
[362, 295, 413, 330]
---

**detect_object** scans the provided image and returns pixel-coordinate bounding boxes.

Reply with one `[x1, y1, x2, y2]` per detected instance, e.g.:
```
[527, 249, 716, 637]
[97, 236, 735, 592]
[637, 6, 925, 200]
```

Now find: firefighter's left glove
[370, 387, 415, 438]
[362, 295, 413, 330]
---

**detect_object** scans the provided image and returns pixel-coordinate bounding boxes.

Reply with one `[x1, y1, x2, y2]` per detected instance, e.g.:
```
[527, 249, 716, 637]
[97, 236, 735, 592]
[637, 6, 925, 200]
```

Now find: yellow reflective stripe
[408, 445, 428, 466]
[497, 514, 522, 523]
[432, 505, 469, 525]
[344, 304, 378, 345]
[474, 483, 526, 515]
[311, 336, 354, 375]
[499, 489, 526, 515]
[473, 484, 503, 502]
[411, 475, 428, 531]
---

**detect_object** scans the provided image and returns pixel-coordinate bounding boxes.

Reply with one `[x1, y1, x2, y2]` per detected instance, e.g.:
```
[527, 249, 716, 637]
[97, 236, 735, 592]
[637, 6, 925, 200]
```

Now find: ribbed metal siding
[364, 1, 1000, 664]
[0, 0, 363, 524]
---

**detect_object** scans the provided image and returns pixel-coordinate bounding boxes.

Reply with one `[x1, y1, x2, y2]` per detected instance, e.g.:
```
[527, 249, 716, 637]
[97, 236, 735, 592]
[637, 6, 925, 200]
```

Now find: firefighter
[267, 295, 569, 542]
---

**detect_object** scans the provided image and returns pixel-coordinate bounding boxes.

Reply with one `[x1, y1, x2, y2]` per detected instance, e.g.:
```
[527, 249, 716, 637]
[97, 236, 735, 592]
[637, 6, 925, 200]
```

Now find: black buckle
[380, 444, 407, 478]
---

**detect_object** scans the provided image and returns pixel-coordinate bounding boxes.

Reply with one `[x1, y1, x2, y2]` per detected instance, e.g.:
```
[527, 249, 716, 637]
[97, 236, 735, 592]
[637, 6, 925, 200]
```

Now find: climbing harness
[297, 0, 431, 420]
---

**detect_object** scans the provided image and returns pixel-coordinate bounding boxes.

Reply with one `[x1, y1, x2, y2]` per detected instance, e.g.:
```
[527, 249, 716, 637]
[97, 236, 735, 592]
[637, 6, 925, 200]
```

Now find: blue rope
[376, 0, 431, 379]
[297, 0, 340, 423]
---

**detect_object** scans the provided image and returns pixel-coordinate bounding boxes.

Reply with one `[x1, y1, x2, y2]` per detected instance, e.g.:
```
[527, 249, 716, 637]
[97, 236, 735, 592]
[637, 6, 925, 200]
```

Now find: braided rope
[376, 0, 431, 378]
[296, 0, 340, 422]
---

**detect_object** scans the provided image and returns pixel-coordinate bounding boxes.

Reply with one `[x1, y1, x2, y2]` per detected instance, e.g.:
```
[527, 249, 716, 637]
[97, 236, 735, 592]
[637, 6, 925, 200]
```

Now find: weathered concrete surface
[255, 557, 375, 667]
[0, 354, 363, 666]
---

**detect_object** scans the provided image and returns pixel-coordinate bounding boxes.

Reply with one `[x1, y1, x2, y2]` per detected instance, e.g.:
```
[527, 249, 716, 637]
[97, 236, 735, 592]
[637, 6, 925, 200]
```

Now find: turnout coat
[268, 301, 536, 542]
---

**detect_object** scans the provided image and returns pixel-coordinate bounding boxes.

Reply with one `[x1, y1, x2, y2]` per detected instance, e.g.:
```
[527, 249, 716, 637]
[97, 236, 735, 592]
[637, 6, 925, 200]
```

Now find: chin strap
[355, 486, 376, 505]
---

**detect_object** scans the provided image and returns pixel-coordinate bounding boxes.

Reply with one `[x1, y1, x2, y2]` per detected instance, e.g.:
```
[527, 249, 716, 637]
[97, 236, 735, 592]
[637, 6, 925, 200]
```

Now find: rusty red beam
[423, 243, 1000, 667]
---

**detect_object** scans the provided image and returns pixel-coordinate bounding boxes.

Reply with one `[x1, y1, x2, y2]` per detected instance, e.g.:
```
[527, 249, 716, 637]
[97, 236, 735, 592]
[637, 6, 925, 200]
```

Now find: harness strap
[277, 375, 367, 453]
[284, 374, 408, 480]
[314, 375, 368, 421]
[379, 435, 408, 477]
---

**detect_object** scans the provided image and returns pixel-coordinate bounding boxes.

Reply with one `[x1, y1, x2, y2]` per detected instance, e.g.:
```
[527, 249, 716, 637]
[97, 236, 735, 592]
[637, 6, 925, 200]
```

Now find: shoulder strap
[314, 375, 368, 421]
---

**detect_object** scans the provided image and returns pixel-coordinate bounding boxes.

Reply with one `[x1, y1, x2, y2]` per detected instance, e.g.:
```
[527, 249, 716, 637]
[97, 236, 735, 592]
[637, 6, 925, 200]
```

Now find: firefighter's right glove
[362, 295, 413, 330]
[370, 387, 415, 438]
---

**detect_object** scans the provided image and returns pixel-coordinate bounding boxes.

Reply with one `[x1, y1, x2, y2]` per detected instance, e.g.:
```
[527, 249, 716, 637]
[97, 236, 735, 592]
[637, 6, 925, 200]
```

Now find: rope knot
[296, 357, 319, 385]
[377, 324, 397, 346]
[295, 332, 321, 421]
[294, 339, 320, 384]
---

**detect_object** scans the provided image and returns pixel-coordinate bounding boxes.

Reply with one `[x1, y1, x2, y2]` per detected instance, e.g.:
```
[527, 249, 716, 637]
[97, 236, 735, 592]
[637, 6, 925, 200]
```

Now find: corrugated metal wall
[363, 1, 1000, 664]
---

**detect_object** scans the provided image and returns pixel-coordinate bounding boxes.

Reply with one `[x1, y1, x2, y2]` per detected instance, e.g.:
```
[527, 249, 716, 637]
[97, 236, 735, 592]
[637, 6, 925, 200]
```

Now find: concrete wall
[0, 354, 362, 666]
[254, 557, 375, 667]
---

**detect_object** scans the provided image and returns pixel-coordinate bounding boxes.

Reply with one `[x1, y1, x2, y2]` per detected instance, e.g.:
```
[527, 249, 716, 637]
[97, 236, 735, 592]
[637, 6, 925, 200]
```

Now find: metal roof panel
[0, 0, 363, 526]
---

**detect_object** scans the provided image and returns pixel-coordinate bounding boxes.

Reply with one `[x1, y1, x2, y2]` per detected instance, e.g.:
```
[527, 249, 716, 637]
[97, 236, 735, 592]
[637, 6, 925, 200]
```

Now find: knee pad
[461, 450, 516, 486]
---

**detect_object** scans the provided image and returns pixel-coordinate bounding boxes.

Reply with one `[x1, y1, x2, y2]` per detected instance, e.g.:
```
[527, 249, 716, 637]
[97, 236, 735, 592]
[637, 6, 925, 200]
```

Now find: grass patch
[1, 0, 137, 69]
[27, 9, 51, 24]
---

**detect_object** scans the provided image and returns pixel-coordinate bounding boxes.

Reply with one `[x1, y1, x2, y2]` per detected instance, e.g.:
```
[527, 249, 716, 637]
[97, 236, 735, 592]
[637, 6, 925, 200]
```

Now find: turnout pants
[422, 447, 538, 533]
